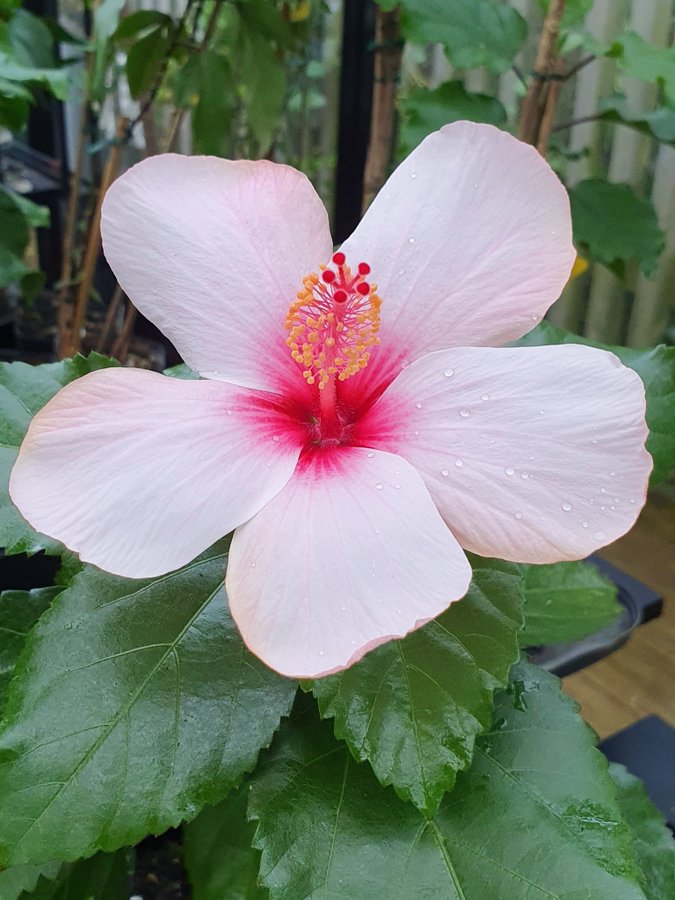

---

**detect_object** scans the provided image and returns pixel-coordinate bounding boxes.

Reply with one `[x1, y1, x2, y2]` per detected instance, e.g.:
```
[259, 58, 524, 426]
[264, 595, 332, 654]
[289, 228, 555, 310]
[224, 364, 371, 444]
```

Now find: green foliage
[91, 0, 126, 102]
[609, 32, 675, 106]
[184, 784, 267, 900]
[599, 95, 675, 145]
[250, 663, 644, 899]
[0, 587, 58, 702]
[0, 10, 68, 113]
[398, 81, 506, 156]
[125, 21, 174, 99]
[0, 542, 295, 867]
[569, 179, 665, 278]
[610, 763, 675, 900]
[0, 187, 50, 298]
[309, 558, 523, 816]
[23, 850, 132, 900]
[241, 30, 287, 154]
[516, 321, 675, 485]
[537, 0, 593, 29]
[520, 560, 621, 647]
[192, 50, 234, 156]
[0, 860, 61, 900]
[0, 354, 118, 557]
[394, 0, 527, 74]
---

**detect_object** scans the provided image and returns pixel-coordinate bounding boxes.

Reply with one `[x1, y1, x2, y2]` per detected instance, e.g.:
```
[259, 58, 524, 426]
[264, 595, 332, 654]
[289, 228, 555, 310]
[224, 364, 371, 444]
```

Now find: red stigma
[333, 288, 347, 303]
[332, 251, 346, 266]
[356, 281, 370, 296]
[358, 262, 371, 276]
[322, 269, 336, 284]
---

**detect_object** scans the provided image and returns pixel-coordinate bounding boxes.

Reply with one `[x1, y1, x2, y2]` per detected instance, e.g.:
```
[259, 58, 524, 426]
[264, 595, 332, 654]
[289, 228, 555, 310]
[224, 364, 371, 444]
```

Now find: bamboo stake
[110, 298, 137, 362]
[361, 8, 402, 212]
[62, 116, 127, 358]
[96, 282, 124, 353]
[517, 0, 566, 146]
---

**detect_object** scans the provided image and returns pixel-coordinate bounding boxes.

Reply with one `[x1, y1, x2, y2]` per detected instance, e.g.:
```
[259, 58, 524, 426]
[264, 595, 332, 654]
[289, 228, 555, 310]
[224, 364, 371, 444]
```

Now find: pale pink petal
[356, 345, 651, 563]
[101, 155, 333, 395]
[339, 122, 575, 397]
[10, 368, 306, 577]
[226, 447, 471, 678]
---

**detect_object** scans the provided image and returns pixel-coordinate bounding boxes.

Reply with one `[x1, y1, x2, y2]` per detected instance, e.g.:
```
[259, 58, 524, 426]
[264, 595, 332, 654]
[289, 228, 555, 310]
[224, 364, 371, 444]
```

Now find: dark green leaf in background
[609, 32, 675, 105]
[398, 81, 507, 156]
[0, 542, 295, 866]
[192, 50, 234, 156]
[537, 0, 593, 29]
[309, 558, 523, 816]
[0, 587, 58, 702]
[0, 353, 118, 557]
[569, 178, 665, 278]
[112, 9, 173, 42]
[125, 23, 173, 100]
[610, 763, 675, 900]
[397, 0, 527, 74]
[600, 95, 675, 146]
[22, 850, 132, 900]
[520, 560, 622, 647]
[515, 321, 675, 484]
[241, 31, 286, 155]
[251, 663, 645, 899]
[7, 10, 56, 70]
[184, 784, 267, 900]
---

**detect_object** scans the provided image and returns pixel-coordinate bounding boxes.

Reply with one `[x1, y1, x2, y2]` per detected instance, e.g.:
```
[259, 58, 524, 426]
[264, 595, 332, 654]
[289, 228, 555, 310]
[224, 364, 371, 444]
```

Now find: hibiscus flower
[10, 123, 651, 678]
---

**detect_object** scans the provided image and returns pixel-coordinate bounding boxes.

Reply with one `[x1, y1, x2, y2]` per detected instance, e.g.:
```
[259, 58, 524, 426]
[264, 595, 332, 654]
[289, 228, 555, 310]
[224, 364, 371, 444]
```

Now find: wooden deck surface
[563, 489, 675, 739]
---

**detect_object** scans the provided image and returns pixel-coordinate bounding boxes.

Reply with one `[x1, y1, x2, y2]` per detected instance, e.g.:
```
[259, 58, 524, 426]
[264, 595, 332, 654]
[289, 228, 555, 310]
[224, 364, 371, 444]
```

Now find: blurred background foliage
[0, 0, 672, 362]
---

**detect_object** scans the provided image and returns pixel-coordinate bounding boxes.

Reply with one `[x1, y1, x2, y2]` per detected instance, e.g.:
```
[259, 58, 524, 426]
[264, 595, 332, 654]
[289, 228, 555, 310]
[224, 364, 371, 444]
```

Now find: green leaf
[26, 850, 132, 900]
[125, 24, 173, 100]
[192, 50, 234, 156]
[0, 542, 295, 866]
[609, 32, 675, 106]
[0, 860, 61, 900]
[398, 81, 507, 156]
[398, 0, 527, 74]
[7, 191, 49, 229]
[599, 95, 675, 145]
[164, 363, 200, 380]
[309, 557, 523, 816]
[0, 587, 58, 703]
[91, 0, 126, 102]
[7, 10, 55, 69]
[514, 321, 675, 485]
[0, 54, 68, 100]
[0, 353, 119, 557]
[536, 0, 593, 29]
[610, 763, 675, 900]
[113, 10, 173, 42]
[241, 31, 286, 154]
[184, 785, 267, 900]
[520, 560, 621, 647]
[250, 663, 645, 899]
[235, 0, 295, 47]
[569, 178, 665, 278]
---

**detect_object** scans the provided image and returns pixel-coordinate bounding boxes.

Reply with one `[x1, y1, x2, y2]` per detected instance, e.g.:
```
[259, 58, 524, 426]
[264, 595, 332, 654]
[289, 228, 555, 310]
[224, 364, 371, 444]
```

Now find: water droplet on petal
[601, 487, 608, 494]
[520, 471, 529, 479]
[613, 497, 620, 504]
[395, 483, 401, 489]
[319, 650, 325, 657]
[630, 498, 636, 504]
[413, 429, 420, 436]
[367, 451, 374, 458]
[415, 401, 423, 409]
[375, 483, 383, 490]
[582, 521, 589, 528]
[505, 467, 515, 476]
[444, 368, 455, 378]
[531, 313, 539, 322]
[408, 237, 415, 244]
[272, 436, 280, 443]
[397, 269, 406, 277]
[441, 469, 449, 477]
[226, 409, 232, 416]
[514, 512, 523, 520]
[411, 172, 417, 179]
[591, 438, 598, 445]
[455, 459, 464, 468]
[561, 501, 573, 511]
[459, 408, 470, 418]
[251, 561, 256, 568]
[481, 394, 490, 401]
[340, 605, 346, 611]
[610, 470, 616, 477]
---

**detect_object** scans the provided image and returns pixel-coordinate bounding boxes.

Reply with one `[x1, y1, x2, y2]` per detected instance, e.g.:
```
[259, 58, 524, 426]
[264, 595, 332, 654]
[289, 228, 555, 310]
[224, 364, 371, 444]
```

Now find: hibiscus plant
[0, 116, 672, 898]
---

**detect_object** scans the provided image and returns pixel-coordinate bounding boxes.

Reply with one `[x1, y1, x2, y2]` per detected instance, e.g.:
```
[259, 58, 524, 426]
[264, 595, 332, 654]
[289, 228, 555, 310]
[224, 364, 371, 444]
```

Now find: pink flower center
[285, 252, 381, 391]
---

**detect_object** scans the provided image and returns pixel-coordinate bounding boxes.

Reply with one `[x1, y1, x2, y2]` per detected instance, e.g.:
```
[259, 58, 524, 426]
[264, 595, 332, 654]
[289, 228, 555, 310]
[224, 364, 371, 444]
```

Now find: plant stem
[517, 0, 567, 147]
[361, 8, 402, 212]
[552, 112, 602, 133]
[62, 116, 127, 358]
